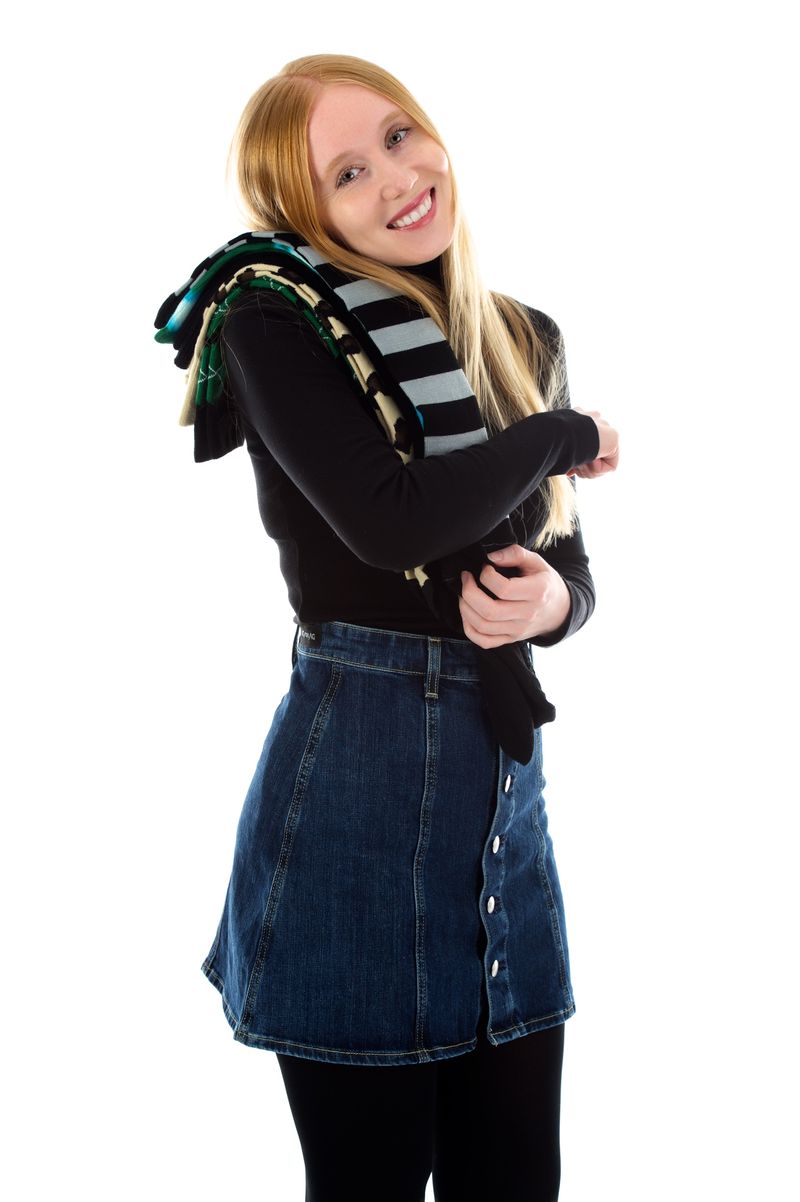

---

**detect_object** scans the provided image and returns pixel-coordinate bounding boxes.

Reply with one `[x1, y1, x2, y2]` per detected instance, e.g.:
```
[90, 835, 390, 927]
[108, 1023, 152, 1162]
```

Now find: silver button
[487, 896, 495, 914]
[503, 774, 513, 793]
[492, 835, 501, 854]
[491, 959, 499, 978]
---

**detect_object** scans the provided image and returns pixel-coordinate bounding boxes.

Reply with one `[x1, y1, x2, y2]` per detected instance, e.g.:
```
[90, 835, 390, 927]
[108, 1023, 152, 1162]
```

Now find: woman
[155, 54, 618, 1202]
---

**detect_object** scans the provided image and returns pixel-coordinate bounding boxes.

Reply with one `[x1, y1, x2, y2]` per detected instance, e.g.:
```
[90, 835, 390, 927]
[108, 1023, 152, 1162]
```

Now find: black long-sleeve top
[219, 256, 599, 646]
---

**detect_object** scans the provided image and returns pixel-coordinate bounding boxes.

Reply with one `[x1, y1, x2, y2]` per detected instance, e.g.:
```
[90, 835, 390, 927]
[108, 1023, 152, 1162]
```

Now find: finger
[459, 605, 532, 650]
[460, 570, 503, 614]
[478, 563, 548, 602]
[486, 546, 548, 575]
[475, 560, 545, 601]
[460, 572, 539, 622]
[572, 458, 612, 479]
[485, 543, 526, 568]
[460, 608, 518, 649]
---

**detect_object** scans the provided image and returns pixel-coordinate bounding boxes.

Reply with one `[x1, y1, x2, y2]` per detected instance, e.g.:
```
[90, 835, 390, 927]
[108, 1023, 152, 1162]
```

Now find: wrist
[528, 575, 576, 647]
[539, 572, 571, 636]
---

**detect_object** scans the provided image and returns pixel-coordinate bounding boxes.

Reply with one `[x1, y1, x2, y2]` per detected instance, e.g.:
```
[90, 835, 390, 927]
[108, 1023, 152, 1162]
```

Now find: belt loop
[424, 637, 441, 700]
[291, 625, 299, 668]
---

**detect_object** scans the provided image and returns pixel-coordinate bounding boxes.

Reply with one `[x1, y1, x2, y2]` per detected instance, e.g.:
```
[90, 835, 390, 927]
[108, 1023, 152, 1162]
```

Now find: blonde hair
[227, 54, 577, 546]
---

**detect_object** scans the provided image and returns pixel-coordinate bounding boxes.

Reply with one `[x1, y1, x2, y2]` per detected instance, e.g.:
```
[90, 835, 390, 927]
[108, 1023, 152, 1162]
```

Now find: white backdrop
[3, 1, 797, 1198]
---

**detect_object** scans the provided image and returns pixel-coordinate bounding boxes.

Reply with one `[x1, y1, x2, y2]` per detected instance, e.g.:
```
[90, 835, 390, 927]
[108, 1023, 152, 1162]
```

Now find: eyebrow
[322, 109, 407, 180]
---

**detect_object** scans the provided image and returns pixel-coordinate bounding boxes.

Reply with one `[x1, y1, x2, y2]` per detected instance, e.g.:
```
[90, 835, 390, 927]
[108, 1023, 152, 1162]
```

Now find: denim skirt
[200, 620, 575, 1066]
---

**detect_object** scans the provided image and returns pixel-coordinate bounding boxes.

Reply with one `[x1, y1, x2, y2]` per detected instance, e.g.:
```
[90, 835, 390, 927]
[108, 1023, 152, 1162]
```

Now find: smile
[388, 188, 436, 230]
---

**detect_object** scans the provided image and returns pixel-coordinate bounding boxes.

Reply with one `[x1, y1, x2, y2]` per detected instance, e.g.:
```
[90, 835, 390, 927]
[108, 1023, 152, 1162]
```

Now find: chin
[384, 226, 454, 264]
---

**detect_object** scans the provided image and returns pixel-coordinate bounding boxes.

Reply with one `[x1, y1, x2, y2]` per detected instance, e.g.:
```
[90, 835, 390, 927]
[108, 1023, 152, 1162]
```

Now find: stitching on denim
[411, 668, 439, 1055]
[202, 676, 574, 1063]
[205, 970, 573, 1056]
[234, 1030, 477, 1057]
[201, 927, 222, 975]
[201, 960, 224, 990]
[326, 620, 474, 652]
[480, 758, 523, 1023]
[491, 1004, 575, 1038]
[530, 804, 571, 997]
[298, 649, 422, 677]
[240, 661, 343, 1032]
[298, 648, 481, 683]
[221, 992, 240, 1031]
[424, 636, 440, 700]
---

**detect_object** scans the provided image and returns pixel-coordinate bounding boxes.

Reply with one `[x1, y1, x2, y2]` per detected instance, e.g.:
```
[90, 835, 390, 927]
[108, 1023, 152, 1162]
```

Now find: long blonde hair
[227, 54, 577, 546]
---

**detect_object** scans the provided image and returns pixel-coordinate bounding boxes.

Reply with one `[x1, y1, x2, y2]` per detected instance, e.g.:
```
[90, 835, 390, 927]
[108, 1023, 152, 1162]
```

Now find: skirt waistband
[292, 619, 485, 683]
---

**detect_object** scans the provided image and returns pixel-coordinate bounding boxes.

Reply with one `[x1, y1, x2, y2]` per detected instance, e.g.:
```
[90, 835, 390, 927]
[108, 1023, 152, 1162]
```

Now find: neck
[402, 254, 444, 288]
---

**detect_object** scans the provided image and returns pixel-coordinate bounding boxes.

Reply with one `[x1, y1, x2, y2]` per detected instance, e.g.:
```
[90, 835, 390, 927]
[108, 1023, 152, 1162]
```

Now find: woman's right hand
[568, 409, 620, 478]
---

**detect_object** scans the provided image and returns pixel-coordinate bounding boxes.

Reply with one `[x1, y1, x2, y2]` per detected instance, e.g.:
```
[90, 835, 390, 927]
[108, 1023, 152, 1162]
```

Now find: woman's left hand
[458, 544, 571, 649]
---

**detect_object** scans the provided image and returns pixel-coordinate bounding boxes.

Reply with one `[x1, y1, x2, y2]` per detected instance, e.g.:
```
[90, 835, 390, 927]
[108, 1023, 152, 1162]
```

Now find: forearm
[527, 529, 595, 647]
[222, 296, 601, 572]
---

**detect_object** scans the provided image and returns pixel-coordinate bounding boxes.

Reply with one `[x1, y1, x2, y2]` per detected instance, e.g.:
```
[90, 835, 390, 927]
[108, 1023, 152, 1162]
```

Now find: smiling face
[306, 83, 455, 267]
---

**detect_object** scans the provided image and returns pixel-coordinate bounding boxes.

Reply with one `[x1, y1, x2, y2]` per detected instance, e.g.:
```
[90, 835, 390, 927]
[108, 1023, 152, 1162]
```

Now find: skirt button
[503, 774, 513, 793]
[491, 959, 500, 978]
[492, 835, 501, 854]
[487, 896, 496, 913]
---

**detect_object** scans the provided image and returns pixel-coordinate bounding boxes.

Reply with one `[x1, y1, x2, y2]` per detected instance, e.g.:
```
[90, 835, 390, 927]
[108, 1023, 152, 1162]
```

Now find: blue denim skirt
[200, 620, 575, 1066]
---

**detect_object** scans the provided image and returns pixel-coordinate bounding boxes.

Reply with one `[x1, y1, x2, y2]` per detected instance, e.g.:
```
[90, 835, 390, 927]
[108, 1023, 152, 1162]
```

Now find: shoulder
[221, 289, 305, 342]
[218, 287, 356, 420]
[492, 292, 564, 353]
[523, 307, 559, 350]
[220, 288, 336, 374]
[498, 298, 570, 407]
[519, 304, 565, 355]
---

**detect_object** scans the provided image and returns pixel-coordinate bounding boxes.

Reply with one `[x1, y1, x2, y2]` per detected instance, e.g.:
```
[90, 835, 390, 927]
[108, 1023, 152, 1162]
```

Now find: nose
[379, 161, 419, 202]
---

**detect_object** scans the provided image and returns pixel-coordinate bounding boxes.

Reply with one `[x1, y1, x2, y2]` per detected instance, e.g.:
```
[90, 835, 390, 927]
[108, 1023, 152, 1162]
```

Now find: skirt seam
[202, 961, 574, 1060]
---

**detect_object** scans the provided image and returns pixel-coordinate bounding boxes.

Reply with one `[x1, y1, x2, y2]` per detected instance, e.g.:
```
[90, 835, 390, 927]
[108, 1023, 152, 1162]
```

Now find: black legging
[276, 1010, 565, 1202]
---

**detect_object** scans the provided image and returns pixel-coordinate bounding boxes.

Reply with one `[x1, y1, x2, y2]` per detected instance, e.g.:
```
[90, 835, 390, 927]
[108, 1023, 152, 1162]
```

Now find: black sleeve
[220, 294, 600, 573]
[517, 308, 596, 646]
[529, 518, 596, 646]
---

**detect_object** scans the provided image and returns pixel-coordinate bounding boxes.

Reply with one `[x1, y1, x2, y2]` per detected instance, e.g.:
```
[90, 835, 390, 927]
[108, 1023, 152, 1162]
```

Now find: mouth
[387, 187, 436, 230]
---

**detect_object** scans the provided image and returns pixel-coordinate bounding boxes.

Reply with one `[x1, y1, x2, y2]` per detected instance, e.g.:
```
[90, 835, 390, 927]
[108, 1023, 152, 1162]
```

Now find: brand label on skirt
[298, 622, 323, 648]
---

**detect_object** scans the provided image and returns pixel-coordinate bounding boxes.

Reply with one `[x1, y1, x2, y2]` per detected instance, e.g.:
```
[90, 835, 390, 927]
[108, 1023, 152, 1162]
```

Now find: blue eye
[387, 126, 410, 147]
[335, 126, 412, 188]
[336, 166, 361, 188]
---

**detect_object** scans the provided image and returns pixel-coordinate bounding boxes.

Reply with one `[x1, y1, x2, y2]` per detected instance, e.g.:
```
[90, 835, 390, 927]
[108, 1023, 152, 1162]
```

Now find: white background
[3, 1, 797, 1197]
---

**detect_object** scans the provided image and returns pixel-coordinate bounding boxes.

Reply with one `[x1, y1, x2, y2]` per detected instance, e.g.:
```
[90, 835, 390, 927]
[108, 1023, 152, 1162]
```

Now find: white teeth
[389, 189, 433, 228]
